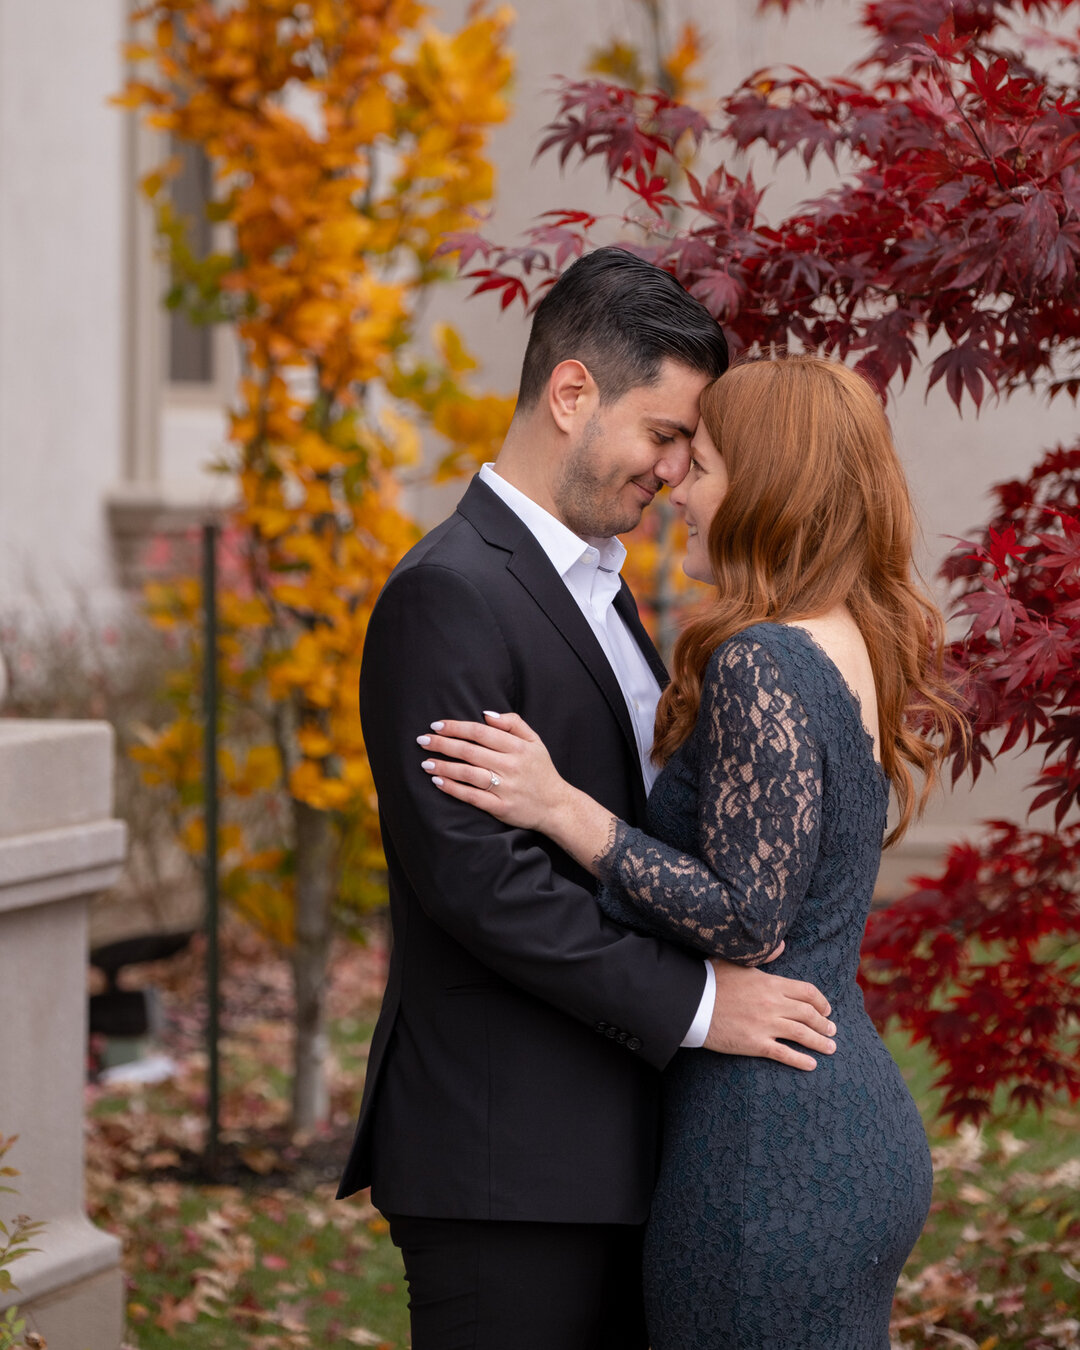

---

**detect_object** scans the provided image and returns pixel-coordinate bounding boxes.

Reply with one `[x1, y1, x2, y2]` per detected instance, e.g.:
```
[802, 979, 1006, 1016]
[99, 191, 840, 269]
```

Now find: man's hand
[703, 958, 836, 1070]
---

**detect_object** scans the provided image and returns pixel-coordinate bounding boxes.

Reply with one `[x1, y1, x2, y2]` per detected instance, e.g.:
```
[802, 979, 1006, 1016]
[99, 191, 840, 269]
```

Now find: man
[338, 248, 836, 1349]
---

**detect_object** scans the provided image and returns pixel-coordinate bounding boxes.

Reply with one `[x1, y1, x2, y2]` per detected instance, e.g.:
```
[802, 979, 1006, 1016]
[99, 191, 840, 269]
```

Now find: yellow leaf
[140, 155, 182, 201]
[221, 822, 245, 854]
[245, 745, 282, 791]
[181, 818, 206, 855]
[294, 432, 341, 473]
[248, 507, 294, 540]
[220, 593, 272, 627]
[274, 583, 315, 611]
[298, 725, 334, 758]
[290, 761, 352, 811]
[434, 322, 477, 374]
[245, 848, 286, 873]
[378, 408, 421, 467]
[587, 40, 645, 91]
[662, 23, 705, 99]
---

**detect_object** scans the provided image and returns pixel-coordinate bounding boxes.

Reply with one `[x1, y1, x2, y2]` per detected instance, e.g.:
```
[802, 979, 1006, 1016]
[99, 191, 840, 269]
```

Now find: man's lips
[633, 482, 659, 503]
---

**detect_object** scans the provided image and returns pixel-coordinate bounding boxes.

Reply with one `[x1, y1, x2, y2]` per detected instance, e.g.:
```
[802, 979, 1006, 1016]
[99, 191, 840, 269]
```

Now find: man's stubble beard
[553, 414, 645, 539]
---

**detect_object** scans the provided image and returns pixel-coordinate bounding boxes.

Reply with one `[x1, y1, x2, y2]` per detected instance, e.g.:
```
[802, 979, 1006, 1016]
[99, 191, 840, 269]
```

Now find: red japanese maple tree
[446, 0, 1080, 1126]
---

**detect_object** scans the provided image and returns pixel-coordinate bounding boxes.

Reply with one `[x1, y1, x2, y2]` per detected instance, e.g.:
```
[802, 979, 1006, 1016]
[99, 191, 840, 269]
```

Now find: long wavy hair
[652, 354, 966, 845]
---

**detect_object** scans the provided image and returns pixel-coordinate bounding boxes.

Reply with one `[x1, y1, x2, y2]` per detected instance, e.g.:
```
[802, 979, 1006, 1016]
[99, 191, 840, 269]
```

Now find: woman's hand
[418, 712, 576, 834]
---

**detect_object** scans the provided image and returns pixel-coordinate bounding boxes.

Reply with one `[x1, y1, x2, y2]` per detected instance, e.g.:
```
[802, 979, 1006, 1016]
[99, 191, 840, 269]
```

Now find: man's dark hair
[516, 246, 729, 409]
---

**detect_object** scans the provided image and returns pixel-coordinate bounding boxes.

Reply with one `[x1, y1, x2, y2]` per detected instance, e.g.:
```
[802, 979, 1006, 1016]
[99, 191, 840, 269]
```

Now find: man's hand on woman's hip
[704, 959, 837, 1069]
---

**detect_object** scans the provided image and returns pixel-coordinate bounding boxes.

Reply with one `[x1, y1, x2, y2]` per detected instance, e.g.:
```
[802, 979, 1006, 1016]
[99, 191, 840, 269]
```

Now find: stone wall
[0, 721, 127, 1350]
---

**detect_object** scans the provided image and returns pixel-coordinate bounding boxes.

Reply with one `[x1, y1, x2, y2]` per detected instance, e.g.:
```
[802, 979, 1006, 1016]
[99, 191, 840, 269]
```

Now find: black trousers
[386, 1214, 649, 1350]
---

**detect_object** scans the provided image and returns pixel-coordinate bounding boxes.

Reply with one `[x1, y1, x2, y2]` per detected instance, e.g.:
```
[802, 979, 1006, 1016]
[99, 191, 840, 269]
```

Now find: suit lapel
[505, 550, 639, 750]
[456, 479, 645, 786]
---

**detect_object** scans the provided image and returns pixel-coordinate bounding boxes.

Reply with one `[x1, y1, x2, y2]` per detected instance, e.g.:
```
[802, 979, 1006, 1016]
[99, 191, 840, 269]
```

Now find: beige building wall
[0, 0, 232, 613]
[0, 0, 129, 607]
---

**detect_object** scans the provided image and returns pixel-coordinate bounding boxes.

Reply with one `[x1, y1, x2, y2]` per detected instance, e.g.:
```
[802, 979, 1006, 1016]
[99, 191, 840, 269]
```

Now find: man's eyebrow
[649, 417, 695, 439]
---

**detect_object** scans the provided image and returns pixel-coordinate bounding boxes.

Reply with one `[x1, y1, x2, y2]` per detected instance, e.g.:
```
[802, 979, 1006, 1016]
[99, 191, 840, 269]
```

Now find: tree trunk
[290, 797, 336, 1130]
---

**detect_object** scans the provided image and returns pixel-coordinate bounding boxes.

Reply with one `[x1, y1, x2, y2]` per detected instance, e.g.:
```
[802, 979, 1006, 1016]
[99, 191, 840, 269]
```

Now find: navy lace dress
[595, 623, 931, 1350]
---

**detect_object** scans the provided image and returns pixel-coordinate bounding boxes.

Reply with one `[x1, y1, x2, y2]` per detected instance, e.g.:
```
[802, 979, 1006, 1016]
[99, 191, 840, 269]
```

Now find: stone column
[0, 721, 128, 1350]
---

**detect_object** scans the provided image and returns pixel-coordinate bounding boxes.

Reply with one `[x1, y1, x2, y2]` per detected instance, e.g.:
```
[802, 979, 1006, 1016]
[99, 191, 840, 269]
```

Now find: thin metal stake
[202, 521, 221, 1175]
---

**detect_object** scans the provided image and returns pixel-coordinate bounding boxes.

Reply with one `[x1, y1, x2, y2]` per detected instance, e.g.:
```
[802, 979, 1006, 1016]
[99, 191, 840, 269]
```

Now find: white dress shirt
[478, 464, 715, 1047]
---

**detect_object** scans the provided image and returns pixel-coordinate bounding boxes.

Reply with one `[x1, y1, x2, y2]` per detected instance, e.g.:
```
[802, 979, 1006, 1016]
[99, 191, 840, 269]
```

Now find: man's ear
[547, 360, 597, 434]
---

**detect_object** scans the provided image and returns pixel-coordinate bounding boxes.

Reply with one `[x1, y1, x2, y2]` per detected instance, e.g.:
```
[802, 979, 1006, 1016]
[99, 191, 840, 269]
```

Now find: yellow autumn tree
[119, 0, 515, 1127]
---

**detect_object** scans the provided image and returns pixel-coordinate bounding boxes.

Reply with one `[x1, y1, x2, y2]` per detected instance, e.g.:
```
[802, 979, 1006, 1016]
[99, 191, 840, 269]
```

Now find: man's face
[551, 359, 711, 539]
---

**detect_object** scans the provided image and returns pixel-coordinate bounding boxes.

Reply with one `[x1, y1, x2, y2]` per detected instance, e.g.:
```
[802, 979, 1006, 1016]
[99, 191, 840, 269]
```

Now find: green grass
[119, 1185, 409, 1348]
[887, 1029, 1080, 1345]
[87, 1007, 412, 1349]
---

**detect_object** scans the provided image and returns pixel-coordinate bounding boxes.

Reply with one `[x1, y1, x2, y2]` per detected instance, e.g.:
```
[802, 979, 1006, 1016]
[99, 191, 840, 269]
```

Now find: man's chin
[605, 495, 650, 536]
[589, 512, 644, 538]
[564, 508, 644, 539]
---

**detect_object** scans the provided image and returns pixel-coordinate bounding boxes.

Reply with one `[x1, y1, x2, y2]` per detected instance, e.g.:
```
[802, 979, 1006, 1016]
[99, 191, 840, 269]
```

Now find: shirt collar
[479, 463, 627, 580]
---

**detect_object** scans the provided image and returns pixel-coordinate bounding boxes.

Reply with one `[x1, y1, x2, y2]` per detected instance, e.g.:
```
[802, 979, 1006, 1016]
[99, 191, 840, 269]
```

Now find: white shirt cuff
[680, 961, 715, 1048]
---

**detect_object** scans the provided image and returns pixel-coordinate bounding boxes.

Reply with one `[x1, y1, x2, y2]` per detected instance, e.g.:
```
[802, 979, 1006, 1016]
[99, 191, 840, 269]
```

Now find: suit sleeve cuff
[680, 960, 715, 1048]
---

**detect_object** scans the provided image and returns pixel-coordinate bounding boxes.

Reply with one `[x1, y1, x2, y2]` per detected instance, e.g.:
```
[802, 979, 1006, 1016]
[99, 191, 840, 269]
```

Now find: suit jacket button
[595, 1021, 608, 1034]
[616, 1031, 629, 1044]
[626, 1036, 642, 1052]
[606, 1025, 618, 1038]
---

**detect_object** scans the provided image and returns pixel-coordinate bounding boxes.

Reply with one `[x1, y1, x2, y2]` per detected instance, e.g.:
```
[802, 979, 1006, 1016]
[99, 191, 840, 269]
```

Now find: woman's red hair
[653, 355, 965, 845]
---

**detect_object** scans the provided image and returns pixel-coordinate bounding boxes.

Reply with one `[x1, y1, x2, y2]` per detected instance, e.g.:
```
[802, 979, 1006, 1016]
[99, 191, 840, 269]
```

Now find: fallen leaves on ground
[891, 1121, 1080, 1349]
[85, 922, 405, 1350]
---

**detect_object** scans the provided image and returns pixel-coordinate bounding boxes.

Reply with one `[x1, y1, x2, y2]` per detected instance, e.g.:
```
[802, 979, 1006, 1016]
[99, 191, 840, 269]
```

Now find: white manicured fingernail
[417, 735, 430, 746]
[483, 711, 504, 719]
[430, 721, 444, 731]
[431, 776, 444, 786]
[421, 760, 435, 771]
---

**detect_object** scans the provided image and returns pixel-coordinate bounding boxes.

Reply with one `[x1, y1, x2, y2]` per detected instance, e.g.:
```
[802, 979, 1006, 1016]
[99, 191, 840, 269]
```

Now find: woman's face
[670, 421, 730, 583]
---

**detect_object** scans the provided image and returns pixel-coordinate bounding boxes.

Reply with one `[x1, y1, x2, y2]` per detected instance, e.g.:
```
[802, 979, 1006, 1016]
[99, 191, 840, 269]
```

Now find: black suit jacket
[336, 477, 705, 1222]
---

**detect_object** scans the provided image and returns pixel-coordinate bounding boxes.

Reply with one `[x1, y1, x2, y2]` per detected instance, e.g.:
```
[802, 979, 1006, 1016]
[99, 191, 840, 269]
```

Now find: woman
[414, 355, 964, 1348]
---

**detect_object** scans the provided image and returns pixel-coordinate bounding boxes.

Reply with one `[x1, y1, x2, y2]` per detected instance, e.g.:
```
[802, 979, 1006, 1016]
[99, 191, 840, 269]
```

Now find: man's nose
[655, 444, 691, 486]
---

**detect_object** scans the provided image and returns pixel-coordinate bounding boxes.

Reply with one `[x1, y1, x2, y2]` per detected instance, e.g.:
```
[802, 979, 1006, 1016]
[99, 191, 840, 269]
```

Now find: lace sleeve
[594, 636, 823, 964]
